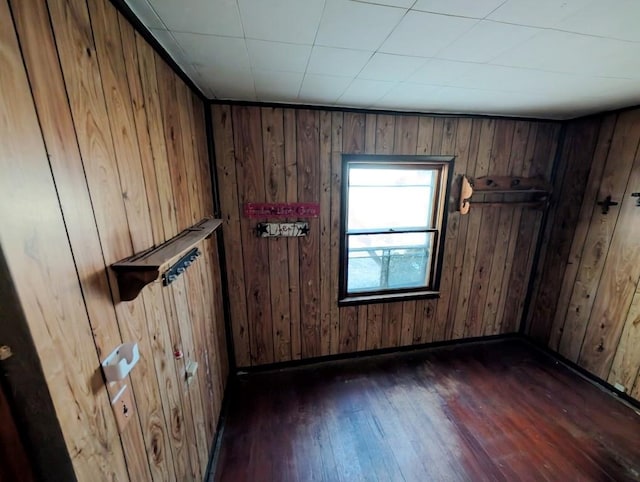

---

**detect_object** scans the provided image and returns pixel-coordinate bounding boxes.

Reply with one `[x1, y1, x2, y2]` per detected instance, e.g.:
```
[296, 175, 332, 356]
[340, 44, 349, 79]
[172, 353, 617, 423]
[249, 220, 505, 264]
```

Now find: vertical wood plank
[190, 95, 226, 426]
[233, 106, 275, 365]
[608, 279, 640, 392]
[547, 115, 616, 350]
[557, 111, 640, 359]
[453, 119, 495, 339]
[213, 105, 251, 367]
[578, 147, 640, 378]
[88, 3, 176, 478]
[330, 111, 344, 355]
[340, 112, 366, 352]
[500, 123, 541, 333]
[319, 110, 333, 356]
[512, 122, 560, 333]
[46, 0, 153, 478]
[139, 44, 203, 479]
[480, 120, 516, 336]
[493, 121, 530, 335]
[432, 117, 459, 341]
[0, 2, 129, 479]
[262, 107, 292, 362]
[445, 118, 477, 339]
[297, 109, 321, 358]
[156, 62, 203, 479]
[284, 108, 302, 360]
[177, 78, 217, 466]
[525, 119, 601, 343]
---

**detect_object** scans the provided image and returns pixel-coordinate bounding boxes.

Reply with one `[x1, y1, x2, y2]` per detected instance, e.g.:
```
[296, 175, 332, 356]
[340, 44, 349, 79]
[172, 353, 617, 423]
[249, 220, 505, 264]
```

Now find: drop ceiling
[125, 0, 640, 119]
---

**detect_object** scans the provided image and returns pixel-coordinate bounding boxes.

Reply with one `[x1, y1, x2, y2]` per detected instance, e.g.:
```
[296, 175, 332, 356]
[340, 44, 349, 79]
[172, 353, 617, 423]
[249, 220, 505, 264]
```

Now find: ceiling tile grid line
[322, 0, 420, 107]
[296, 0, 331, 99]
[127, 0, 640, 119]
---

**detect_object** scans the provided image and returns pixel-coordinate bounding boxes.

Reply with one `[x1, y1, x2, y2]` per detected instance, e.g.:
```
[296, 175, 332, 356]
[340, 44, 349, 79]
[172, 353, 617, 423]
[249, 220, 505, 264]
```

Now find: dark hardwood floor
[212, 340, 640, 481]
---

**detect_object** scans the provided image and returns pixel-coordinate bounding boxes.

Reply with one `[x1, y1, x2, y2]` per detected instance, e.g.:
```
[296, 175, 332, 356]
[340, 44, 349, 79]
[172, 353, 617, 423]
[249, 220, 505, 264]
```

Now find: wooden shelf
[111, 218, 222, 301]
[460, 175, 552, 214]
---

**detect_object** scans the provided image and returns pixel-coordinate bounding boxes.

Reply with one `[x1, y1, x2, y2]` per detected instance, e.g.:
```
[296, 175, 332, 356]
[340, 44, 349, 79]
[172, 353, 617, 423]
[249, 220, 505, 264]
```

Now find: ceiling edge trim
[108, 0, 208, 102]
[209, 98, 564, 123]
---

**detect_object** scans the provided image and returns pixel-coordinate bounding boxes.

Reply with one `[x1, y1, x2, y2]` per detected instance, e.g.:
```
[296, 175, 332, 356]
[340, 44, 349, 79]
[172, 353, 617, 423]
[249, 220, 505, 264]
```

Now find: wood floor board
[213, 340, 640, 482]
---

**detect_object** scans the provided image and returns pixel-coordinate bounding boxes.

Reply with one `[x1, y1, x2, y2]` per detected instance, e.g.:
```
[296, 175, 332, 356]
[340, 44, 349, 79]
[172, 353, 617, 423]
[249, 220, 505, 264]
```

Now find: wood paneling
[2, 0, 228, 480]
[529, 108, 640, 403]
[212, 105, 561, 367]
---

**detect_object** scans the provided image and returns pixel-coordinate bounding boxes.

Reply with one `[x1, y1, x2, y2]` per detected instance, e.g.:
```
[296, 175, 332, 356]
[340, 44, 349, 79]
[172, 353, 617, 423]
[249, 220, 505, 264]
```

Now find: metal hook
[597, 195, 618, 214]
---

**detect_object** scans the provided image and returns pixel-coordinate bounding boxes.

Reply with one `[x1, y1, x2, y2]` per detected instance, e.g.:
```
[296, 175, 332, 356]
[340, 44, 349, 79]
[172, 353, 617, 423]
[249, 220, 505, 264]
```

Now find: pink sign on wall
[243, 202, 320, 219]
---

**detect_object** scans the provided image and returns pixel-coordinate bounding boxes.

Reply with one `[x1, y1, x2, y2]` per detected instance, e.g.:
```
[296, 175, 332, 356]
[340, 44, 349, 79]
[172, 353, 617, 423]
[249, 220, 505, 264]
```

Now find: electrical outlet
[613, 382, 626, 393]
[111, 384, 133, 432]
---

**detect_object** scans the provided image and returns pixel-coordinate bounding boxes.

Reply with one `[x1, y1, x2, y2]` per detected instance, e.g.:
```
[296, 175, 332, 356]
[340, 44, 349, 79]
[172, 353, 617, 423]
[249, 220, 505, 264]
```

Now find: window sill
[338, 290, 440, 306]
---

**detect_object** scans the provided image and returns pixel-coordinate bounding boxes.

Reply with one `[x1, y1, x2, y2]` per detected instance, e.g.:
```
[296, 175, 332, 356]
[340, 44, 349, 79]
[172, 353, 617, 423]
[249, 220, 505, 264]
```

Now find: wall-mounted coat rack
[257, 222, 309, 237]
[111, 217, 222, 301]
[459, 175, 552, 214]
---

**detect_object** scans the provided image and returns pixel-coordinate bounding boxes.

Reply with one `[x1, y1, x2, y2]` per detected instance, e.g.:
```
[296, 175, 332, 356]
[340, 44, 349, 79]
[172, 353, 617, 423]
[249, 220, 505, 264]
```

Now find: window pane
[347, 232, 435, 292]
[348, 167, 437, 231]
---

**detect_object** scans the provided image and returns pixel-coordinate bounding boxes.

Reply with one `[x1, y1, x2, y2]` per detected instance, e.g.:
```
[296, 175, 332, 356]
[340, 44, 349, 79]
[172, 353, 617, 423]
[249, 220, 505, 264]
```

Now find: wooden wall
[212, 105, 561, 367]
[528, 109, 640, 403]
[0, 0, 227, 480]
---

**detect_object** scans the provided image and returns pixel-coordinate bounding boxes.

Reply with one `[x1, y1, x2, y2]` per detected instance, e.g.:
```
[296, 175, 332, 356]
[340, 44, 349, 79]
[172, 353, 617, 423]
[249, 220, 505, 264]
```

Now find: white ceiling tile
[132, 0, 640, 117]
[447, 64, 575, 92]
[338, 78, 396, 106]
[125, 0, 165, 29]
[353, 0, 415, 7]
[429, 87, 549, 116]
[172, 32, 250, 70]
[407, 59, 476, 84]
[437, 20, 539, 63]
[246, 40, 311, 73]
[487, 0, 593, 28]
[254, 70, 304, 101]
[374, 83, 442, 109]
[451, 65, 640, 99]
[238, 0, 324, 44]
[359, 53, 427, 82]
[148, 0, 243, 36]
[412, 0, 507, 19]
[298, 74, 353, 103]
[380, 11, 477, 57]
[194, 65, 257, 100]
[316, 0, 406, 50]
[307, 47, 373, 77]
[556, 0, 640, 42]
[150, 28, 188, 64]
[491, 30, 640, 78]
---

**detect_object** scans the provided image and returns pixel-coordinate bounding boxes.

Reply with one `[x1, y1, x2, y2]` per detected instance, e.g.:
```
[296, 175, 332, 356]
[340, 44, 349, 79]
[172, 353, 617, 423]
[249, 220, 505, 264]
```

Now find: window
[339, 155, 454, 304]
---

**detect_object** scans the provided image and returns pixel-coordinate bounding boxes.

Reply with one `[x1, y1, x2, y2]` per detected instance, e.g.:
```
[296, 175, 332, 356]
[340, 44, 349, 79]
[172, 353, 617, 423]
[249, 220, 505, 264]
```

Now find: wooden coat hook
[459, 175, 552, 214]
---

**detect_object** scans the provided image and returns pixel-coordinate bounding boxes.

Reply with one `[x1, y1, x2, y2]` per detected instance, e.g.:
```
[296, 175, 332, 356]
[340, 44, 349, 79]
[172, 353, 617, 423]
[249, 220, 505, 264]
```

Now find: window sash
[339, 155, 454, 305]
[345, 230, 440, 294]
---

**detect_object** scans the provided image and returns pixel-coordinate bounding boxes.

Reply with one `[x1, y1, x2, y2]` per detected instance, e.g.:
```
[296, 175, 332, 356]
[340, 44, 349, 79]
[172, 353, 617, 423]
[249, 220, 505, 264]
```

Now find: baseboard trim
[235, 333, 520, 375]
[203, 376, 236, 482]
[519, 335, 640, 412]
